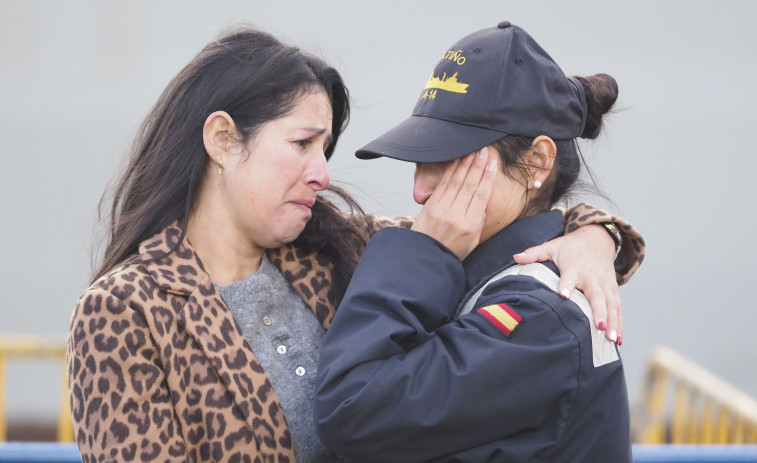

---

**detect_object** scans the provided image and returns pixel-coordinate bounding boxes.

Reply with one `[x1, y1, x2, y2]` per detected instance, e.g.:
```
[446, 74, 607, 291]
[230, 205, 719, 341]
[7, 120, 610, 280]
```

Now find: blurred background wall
[1, 0, 755, 433]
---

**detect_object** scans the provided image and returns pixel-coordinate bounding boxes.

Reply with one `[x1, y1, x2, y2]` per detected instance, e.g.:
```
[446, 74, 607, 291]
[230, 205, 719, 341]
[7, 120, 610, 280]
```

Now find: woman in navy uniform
[315, 22, 634, 462]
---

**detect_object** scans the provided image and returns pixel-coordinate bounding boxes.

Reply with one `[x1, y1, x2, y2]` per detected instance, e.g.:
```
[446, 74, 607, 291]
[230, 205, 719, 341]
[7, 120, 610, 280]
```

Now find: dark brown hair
[94, 27, 366, 297]
[490, 73, 618, 216]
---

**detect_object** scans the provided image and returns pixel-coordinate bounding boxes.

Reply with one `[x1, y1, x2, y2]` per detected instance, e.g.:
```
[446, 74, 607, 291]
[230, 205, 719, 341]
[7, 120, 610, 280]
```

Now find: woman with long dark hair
[68, 25, 644, 462]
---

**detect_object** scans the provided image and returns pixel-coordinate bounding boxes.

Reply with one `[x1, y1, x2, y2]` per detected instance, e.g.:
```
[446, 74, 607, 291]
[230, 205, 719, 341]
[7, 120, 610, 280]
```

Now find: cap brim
[355, 115, 508, 163]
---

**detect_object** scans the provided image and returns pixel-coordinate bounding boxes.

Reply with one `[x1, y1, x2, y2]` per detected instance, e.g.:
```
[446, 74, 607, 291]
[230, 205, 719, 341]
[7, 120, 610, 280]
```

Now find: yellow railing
[0, 335, 73, 442]
[633, 345, 757, 444]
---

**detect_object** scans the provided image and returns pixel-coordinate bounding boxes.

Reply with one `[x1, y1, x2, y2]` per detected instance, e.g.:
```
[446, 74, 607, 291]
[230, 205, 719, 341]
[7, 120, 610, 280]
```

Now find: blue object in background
[1, 444, 757, 462]
[0, 444, 80, 463]
[633, 445, 757, 463]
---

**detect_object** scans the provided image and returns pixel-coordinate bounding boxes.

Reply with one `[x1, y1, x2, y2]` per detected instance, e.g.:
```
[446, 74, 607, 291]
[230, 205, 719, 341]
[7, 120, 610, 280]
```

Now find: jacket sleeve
[562, 203, 646, 285]
[314, 228, 578, 462]
[361, 213, 414, 236]
[68, 285, 186, 462]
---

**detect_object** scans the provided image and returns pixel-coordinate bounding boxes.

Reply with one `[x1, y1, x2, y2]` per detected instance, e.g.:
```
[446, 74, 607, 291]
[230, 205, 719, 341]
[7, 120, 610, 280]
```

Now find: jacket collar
[462, 210, 565, 292]
[139, 222, 291, 452]
[139, 222, 338, 329]
[267, 244, 339, 329]
[139, 222, 205, 296]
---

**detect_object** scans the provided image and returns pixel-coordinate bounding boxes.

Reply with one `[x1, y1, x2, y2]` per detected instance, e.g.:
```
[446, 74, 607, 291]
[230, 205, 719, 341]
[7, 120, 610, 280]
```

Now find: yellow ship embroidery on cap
[424, 71, 469, 94]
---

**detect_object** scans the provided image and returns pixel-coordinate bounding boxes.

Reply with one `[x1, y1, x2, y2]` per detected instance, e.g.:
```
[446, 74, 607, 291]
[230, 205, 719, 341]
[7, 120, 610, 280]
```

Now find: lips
[292, 198, 315, 209]
[291, 198, 315, 217]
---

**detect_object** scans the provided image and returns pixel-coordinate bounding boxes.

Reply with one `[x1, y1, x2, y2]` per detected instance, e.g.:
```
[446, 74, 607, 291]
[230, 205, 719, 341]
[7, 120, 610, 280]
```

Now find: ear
[526, 135, 556, 188]
[202, 111, 237, 165]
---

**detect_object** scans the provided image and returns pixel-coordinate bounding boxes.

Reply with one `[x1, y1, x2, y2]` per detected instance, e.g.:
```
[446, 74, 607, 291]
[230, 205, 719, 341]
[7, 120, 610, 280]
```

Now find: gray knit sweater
[216, 255, 341, 462]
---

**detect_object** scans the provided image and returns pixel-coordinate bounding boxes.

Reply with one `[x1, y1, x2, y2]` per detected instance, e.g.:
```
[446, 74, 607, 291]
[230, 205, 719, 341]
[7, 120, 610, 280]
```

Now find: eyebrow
[300, 127, 328, 135]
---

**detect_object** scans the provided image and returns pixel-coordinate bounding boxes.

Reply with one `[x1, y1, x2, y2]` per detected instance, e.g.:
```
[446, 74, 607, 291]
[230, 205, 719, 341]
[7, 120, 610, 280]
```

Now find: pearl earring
[534, 180, 542, 189]
[218, 158, 223, 175]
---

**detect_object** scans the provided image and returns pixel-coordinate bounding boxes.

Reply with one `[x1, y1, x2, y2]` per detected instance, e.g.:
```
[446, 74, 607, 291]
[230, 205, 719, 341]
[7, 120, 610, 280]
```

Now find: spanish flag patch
[477, 303, 522, 336]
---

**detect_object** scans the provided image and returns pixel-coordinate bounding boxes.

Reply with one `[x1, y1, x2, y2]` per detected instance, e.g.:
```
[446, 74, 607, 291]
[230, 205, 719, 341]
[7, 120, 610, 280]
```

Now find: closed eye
[295, 139, 312, 150]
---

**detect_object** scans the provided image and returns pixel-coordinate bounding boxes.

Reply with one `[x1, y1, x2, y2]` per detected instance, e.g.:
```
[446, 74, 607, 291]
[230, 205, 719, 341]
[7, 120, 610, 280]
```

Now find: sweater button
[277, 345, 287, 355]
[295, 367, 305, 376]
[263, 316, 272, 326]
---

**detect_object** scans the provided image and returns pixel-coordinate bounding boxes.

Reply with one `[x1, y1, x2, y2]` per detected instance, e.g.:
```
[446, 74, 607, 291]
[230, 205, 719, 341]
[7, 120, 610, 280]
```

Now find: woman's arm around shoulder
[560, 203, 645, 284]
[516, 203, 646, 344]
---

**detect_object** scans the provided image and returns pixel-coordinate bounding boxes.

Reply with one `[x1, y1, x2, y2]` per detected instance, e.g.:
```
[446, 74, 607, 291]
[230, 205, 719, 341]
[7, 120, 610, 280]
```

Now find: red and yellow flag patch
[477, 303, 522, 336]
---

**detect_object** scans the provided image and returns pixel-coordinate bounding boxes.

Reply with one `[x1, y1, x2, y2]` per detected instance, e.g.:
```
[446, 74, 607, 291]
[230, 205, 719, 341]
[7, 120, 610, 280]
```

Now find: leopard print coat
[67, 204, 644, 462]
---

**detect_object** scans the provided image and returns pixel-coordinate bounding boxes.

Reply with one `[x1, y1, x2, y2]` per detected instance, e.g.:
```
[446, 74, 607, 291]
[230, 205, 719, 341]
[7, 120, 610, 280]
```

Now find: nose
[305, 152, 331, 191]
[413, 164, 441, 205]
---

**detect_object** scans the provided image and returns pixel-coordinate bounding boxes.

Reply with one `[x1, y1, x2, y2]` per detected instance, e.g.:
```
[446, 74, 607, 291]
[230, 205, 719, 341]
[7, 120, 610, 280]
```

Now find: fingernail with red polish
[598, 320, 606, 331]
[617, 336, 623, 346]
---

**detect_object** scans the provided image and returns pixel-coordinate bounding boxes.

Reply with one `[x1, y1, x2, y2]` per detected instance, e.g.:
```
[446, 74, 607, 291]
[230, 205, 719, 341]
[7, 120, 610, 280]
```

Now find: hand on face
[410, 148, 498, 261]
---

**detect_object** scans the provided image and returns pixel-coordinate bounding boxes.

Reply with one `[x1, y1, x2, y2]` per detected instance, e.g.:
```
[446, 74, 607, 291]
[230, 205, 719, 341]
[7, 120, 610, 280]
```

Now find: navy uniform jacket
[314, 210, 631, 462]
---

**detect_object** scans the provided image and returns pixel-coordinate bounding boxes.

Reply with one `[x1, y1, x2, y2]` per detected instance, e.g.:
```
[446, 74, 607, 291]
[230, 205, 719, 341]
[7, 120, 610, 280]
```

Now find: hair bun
[575, 73, 618, 139]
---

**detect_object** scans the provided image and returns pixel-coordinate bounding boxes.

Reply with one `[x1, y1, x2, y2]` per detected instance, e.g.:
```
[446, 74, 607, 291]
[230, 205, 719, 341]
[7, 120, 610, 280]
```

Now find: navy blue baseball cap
[356, 21, 588, 163]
